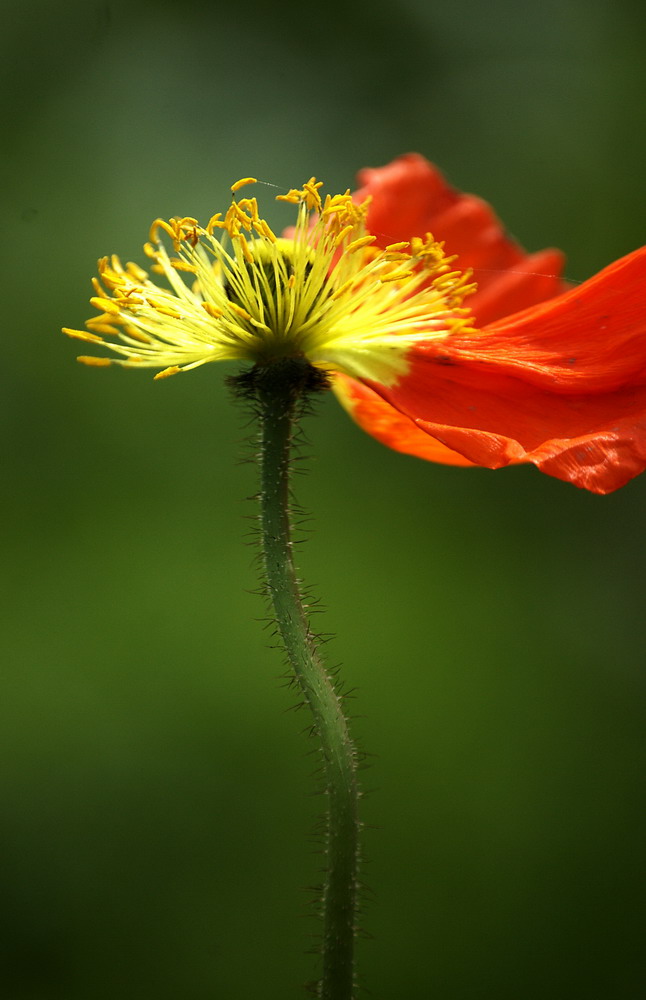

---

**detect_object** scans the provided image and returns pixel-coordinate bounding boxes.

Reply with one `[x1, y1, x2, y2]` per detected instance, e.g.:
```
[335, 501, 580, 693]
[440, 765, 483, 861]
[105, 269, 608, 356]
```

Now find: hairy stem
[251, 360, 360, 999]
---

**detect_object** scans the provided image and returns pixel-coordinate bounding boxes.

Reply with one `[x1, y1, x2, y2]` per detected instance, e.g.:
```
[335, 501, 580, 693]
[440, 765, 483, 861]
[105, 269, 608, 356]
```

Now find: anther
[231, 177, 258, 193]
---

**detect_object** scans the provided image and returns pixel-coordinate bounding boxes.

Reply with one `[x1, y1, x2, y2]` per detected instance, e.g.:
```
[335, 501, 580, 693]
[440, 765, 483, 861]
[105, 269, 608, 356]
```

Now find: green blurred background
[2, 0, 645, 996]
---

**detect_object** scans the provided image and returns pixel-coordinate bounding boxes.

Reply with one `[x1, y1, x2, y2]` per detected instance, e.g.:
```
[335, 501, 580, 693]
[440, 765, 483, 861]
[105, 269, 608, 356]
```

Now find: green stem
[252, 360, 360, 1000]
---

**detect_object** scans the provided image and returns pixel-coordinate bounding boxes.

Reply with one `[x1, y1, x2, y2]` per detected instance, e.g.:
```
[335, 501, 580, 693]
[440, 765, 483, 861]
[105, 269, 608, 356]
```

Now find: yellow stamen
[382, 252, 410, 262]
[334, 225, 355, 249]
[238, 235, 254, 264]
[259, 220, 276, 242]
[68, 173, 474, 384]
[202, 302, 223, 319]
[378, 269, 415, 283]
[149, 218, 177, 244]
[77, 355, 112, 367]
[123, 326, 152, 343]
[85, 322, 120, 336]
[231, 177, 258, 193]
[169, 259, 197, 273]
[275, 191, 302, 204]
[63, 328, 105, 344]
[90, 296, 120, 314]
[302, 177, 323, 209]
[152, 304, 182, 319]
[228, 302, 253, 322]
[126, 262, 148, 281]
[345, 235, 377, 254]
[330, 278, 355, 300]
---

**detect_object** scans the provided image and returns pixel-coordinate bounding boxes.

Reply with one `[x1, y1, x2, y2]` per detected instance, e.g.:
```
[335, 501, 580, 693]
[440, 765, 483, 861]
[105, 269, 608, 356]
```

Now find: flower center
[67, 176, 476, 381]
[219, 238, 317, 360]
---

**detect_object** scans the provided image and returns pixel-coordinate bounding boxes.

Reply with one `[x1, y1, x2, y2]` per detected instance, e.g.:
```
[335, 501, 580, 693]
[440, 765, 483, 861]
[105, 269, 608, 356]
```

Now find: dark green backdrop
[2, 0, 645, 996]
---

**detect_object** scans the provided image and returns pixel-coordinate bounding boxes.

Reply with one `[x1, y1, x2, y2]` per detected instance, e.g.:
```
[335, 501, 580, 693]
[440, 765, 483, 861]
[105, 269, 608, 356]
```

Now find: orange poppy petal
[460, 248, 567, 326]
[354, 153, 567, 324]
[439, 247, 646, 391]
[333, 373, 476, 466]
[360, 247, 646, 493]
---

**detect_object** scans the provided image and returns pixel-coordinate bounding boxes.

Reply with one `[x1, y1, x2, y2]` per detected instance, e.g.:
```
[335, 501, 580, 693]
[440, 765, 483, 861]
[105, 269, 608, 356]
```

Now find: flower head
[65, 155, 646, 494]
[64, 175, 472, 387]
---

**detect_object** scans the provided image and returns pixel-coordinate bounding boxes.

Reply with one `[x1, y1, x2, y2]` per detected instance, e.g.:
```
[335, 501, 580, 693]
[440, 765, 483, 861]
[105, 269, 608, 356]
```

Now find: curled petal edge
[335, 247, 646, 493]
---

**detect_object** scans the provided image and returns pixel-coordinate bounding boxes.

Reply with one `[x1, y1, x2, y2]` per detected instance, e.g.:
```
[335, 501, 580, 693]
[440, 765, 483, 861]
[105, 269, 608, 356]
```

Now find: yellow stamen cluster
[64, 177, 475, 384]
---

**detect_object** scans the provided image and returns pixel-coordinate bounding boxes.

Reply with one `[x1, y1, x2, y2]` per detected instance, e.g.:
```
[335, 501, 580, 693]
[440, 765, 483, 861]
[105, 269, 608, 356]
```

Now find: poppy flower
[64, 155, 646, 493]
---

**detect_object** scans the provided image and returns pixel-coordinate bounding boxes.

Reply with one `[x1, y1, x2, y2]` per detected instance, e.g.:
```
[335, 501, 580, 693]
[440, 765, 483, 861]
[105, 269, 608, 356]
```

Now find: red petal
[333, 373, 476, 466]
[443, 248, 646, 391]
[354, 153, 567, 324]
[460, 248, 566, 326]
[361, 247, 646, 493]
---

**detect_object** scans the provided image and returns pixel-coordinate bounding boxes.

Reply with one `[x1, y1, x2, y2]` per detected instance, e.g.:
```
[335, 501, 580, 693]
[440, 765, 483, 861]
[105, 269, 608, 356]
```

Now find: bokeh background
[2, 0, 645, 996]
